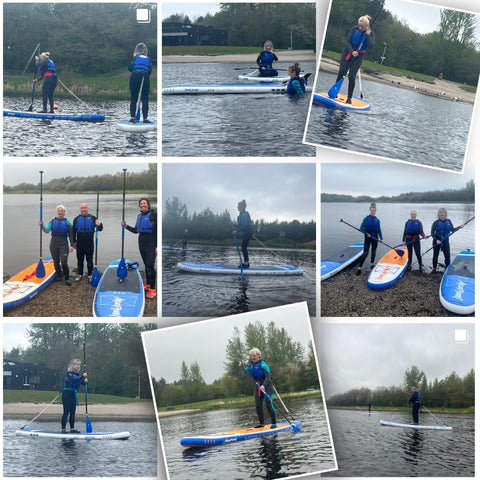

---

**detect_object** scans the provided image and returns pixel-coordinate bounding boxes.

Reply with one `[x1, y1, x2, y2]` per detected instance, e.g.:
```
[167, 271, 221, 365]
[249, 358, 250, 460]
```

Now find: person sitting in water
[256, 40, 278, 77]
[285, 63, 306, 95]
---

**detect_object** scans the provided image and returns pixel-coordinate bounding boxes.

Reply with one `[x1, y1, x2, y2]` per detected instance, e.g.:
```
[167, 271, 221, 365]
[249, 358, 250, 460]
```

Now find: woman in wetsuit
[356, 202, 383, 275]
[232, 199, 252, 269]
[35, 52, 57, 113]
[402, 210, 426, 271]
[256, 40, 279, 77]
[61, 358, 87, 433]
[285, 63, 306, 96]
[128, 42, 152, 123]
[431, 207, 463, 272]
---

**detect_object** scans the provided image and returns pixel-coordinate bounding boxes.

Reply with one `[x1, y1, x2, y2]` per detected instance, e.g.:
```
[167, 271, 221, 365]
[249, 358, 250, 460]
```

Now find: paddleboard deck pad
[313, 93, 370, 111]
[321, 242, 364, 281]
[162, 245, 200, 252]
[439, 250, 474, 314]
[93, 259, 145, 317]
[367, 247, 408, 289]
[380, 420, 452, 431]
[163, 84, 313, 95]
[3, 109, 105, 122]
[177, 262, 303, 275]
[3, 257, 56, 311]
[180, 421, 301, 447]
[15, 428, 131, 440]
[117, 118, 156, 132]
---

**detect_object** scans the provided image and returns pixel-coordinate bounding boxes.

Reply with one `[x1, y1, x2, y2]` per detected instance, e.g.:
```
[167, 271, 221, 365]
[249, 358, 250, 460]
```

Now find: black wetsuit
[61, 371, 85, 430]
[357, 215, 382, 268]
[402, 219, 425, 268]
[42, 218, 74, 280]
[431, 218, 456, 269]
[73, 214, 103, 276]
[128, 54, 152, 119]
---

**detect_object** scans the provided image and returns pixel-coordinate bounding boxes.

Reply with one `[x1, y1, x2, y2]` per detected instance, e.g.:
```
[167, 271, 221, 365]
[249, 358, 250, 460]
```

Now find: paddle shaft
[94, 183, 100, 266]
[272, 384, 295, 420]
[135, 75, 145, 121]
[122, 169, 126, 258]
[257, 384, 300, 431]
[83, 326, 88, 416]
[233, 234, 244, 279]
[28, 44, 40, 111]
[39, 171, 43, 256]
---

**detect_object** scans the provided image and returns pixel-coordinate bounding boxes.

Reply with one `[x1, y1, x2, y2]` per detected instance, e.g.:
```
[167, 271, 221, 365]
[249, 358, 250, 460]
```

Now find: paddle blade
[292, 424, 302, 433]
[86, 415, 92, 433]
[90, 267, 100, 287]
[328, 77, 344, 98]
[396, 249, 405, 257]
[35, 259, 45, 278]
[117, 258, 128, 279]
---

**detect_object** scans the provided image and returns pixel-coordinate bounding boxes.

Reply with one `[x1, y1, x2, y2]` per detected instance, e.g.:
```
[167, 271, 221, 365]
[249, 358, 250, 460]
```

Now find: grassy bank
[328, 405, 474, 414]
[4, 390, 150, 404]
[163, 237, 315, 250]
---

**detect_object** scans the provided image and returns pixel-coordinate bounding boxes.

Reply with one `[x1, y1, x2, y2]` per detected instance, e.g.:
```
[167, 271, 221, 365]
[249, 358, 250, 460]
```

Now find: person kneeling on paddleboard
[257, 40, 278, 77]
[356, 202, 383, 275]
[128, 42, 152, 123]
[408, 386, 421, 424]
[61, 359, 87, 433]
[335, 15, 375, 104]
[239, 348, 277, 428]
[35, 52, 58, 113]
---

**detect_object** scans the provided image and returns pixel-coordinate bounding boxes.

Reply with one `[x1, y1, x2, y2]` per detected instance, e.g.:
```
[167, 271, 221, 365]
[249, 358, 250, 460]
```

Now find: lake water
[321, 202, 475, 268]
[3, 97, 157, 157]
[162, 62, 316, 157]
[325, 409, 474, 477]
[304, 71, 474, 172]
[162, 246, 316, 317]
[3, 419, 158, 477]
[3, 193, 158, 277]
[158, 397, 336, 480]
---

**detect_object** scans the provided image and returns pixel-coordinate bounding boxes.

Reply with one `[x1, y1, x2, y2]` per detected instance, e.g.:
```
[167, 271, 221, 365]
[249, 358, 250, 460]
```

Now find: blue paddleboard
[3, 109, 105, 122]
[321, 242, 364, 281]
[177, 262, 303, 275]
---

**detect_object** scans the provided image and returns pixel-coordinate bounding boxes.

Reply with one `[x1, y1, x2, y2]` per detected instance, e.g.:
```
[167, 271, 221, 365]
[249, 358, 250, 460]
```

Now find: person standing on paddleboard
[34, 52, 57, 113]
[239, 348, 277, 428]
[408, 386, 421, 424]
[285, 63, 306, 96]
[40, 205, 75, 285]
[335, 15, 375, 104]
[61, 359, 87, 433]
[128, 42, 152, 123]
[232, 199, 253, 269]
[402, 210, 426, 271]
[356, 203, 383, 275]
[73, 203, 103, 281]
[122, 198, 157, 298]
[431, 207, 464, 272]
[257, 40, 279, 77]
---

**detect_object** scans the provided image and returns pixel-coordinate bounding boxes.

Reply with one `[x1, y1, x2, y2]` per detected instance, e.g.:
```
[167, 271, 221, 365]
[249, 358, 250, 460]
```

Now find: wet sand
[321, 265, 474, 317]
[3, 270, 157, 317]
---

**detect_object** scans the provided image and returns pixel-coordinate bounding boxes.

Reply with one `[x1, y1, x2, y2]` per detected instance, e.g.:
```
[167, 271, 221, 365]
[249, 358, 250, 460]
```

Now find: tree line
[3, 323, 157, 399]
[163, 196, 316, 244]
[325, 0, 479, 85]
[327, 365, 474, 409]
[3, 3, 157, 75]
[321, 180, 475, 204]
[4, 164, 157, 194]
[151, 321, 320, 407]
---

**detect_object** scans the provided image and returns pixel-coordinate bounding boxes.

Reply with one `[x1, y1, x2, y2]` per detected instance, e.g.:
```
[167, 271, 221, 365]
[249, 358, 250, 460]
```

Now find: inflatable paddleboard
[93, 259, 145, 317]
[177, 262, 303, 276]
[15, 428, 130, 440]
[180, 421, 301, 447]
[162, 245, 200, 252]
[3, 257, 56, 312]
[321, 242, 364, 281]
[380, 420, 452, 431]
[117, 118, 156, 132]
[238, 71, 290, 82]
[3, 109, 105, 122]
[439, 250, 474, 315]
[367, 247, 408, 290]
[313, 93, 370, 111]
[163, 84, 313, 95]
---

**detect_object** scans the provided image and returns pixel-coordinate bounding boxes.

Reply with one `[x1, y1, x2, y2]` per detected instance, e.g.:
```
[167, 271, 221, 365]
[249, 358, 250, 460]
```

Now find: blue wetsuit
[357, 215, 383, 268]
[62, 371, 85, 430]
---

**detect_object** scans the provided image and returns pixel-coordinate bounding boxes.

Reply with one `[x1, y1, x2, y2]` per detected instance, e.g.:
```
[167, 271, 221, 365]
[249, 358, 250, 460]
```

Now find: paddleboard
[93, 259, 145, 317]
[162, 245, 200, 252]
[177, 262, 303, 275]
[439, 250, 474, 315]
[162, 83, 313, 95]
[313, 92, 370, 111]
[180, 421, 301, 447]
[238, 71, 290, 82]
[367, 246, 408, 290]
[15, 428, 130, 440]
[3, 257, 56, 312]
[3, 109, 105, 122]
[321, 242, 364, 281]
[380, 420, 452, 431]
[117, 118, 156, 132]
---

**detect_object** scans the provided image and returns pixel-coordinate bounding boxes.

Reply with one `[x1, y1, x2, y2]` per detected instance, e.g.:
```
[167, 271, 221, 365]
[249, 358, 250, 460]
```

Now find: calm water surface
[305, 71, 473, 171]
[159, 398, 336, 480]
[162, 63, 316, 157]
[325, 409, 474, 477]
[162, 246, 316, 317]
[3, 97, 157, 157]
[3, 419, 158, 477]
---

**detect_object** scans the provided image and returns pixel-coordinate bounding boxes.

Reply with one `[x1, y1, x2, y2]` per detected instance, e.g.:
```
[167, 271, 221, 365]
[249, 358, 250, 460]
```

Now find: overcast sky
[162, 163, 316, 222]
[142, 302, 313, 383]
[319, 323, 474, 397]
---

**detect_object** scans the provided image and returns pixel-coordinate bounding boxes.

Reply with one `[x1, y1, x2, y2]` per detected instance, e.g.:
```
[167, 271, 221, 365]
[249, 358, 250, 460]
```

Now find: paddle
[272, 384, 296, 421]
[135, 75, 145, 122]
[91, 183, 101, 287]
[233, 234, 244, 280]
[358, 69, 364, 99]
[327, 76, 345, 99]
[83, 324, 92, 433]
[117, 169, 128, 280]
[340, 218, 405, 256]
[35, 171, 46, 278]
[27, 44, 40, 111]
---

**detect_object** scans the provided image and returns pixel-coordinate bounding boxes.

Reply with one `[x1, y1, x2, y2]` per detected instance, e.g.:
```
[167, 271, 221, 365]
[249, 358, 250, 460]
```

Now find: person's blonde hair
[358, 15, 371, 26]
[249, 348, 261, 357]
[56, 204, 66, 213]
[68, 358, 82, 371]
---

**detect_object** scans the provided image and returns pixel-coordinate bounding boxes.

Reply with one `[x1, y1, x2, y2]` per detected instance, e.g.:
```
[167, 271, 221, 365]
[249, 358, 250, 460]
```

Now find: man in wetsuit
[408, 386, 421, 424]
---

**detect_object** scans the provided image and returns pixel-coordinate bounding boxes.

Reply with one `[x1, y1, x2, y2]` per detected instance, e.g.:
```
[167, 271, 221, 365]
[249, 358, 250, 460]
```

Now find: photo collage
[2, 0, 478, 479]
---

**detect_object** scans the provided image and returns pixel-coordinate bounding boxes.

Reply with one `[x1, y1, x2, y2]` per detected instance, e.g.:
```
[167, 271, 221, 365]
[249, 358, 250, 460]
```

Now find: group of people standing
[355, 203, 464, 274]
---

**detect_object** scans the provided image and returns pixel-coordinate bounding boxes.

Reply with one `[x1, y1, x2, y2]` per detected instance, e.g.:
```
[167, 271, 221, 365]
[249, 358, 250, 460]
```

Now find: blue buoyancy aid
[248, 360, 270, 382]
[363, 215, 380, 235]
[135, 211, 154, 233]
[51, 218, 68, 237]
[132, 54, 151, 72]
[63, 371, 84, 390]
[405, 219, 422, 236]
[40, 58, 56, 76]
[351, 29, 367, 52]
[285, 76, 306, 95]
[258, 51, 276, 67]
[435, 219, 453, 237]
[76, 215, 95, 234]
